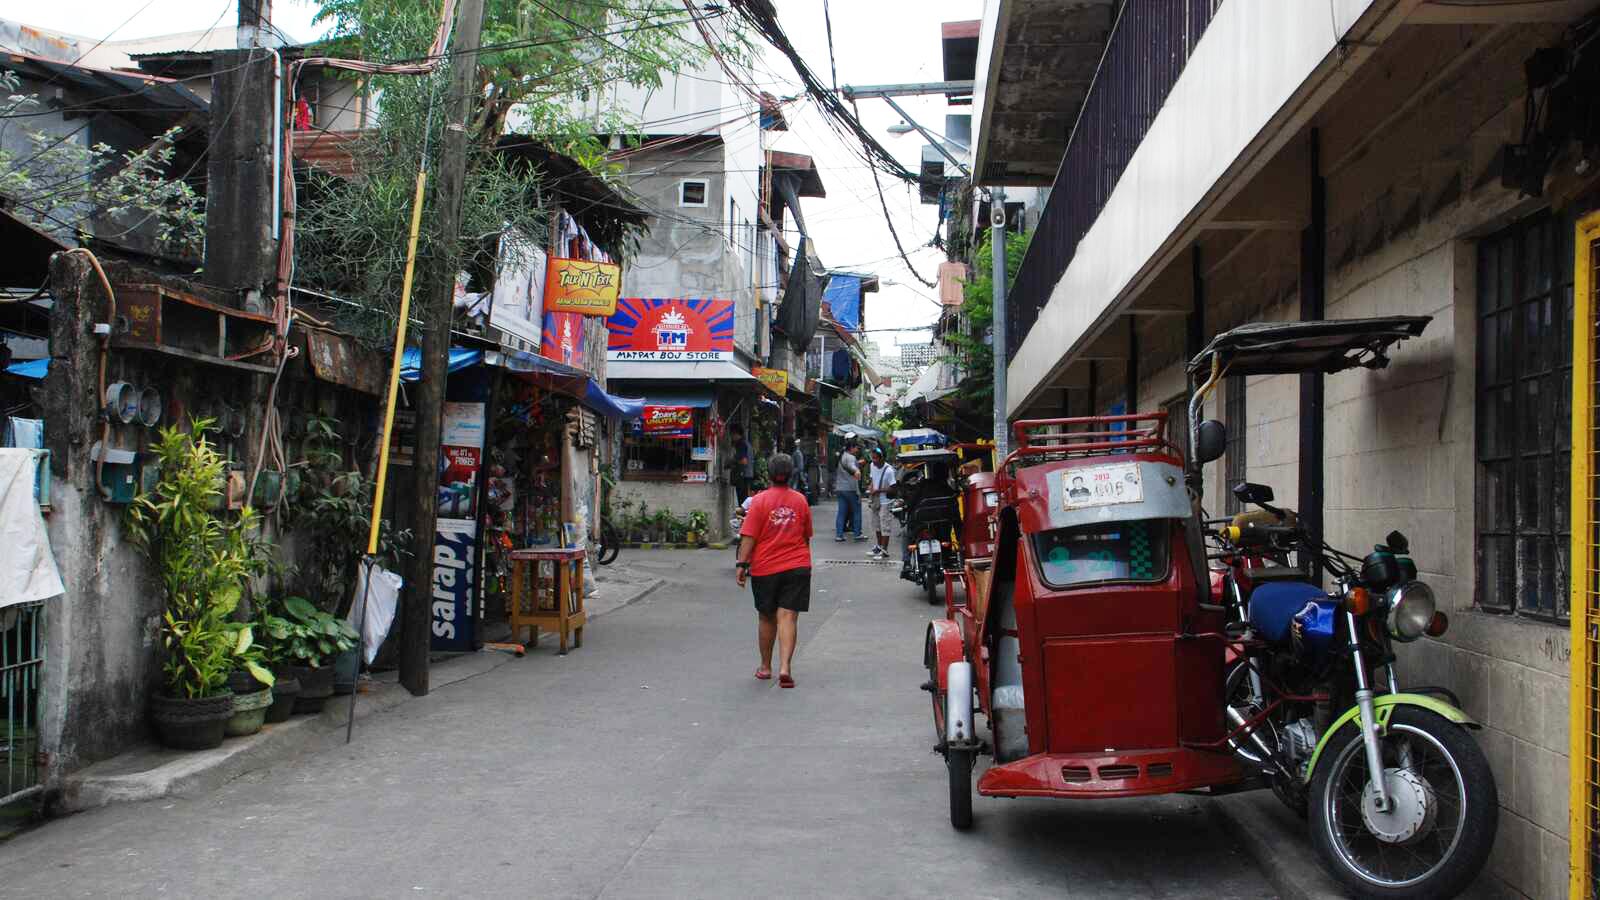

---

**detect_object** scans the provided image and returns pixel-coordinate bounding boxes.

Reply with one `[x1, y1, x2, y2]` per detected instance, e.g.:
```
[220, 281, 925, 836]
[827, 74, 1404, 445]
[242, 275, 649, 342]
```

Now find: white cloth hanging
[0, 449, 63, 608]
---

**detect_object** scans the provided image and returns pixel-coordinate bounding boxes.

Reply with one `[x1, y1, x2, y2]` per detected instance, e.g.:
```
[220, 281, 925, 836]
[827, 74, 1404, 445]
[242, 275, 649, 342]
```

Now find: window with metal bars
[1224, 376, 1246, 515]
[1475, 213, 1573, 621]
[622, 409, 711, 478]
[1164, 394, 1190, 465]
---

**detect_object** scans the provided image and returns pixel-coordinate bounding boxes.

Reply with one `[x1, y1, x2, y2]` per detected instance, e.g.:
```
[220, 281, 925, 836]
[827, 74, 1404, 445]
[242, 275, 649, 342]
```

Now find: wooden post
[401, 0, 486, 696]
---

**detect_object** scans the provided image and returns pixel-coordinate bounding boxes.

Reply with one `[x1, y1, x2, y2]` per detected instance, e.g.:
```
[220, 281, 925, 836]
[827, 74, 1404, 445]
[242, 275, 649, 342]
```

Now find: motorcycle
[891, 447, 962, 604]
[1208, 480, 1497, 897]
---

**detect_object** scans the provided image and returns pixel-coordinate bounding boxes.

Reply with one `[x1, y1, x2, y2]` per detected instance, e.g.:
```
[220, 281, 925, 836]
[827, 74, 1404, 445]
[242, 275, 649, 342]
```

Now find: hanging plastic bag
[349, 563, 403, 664]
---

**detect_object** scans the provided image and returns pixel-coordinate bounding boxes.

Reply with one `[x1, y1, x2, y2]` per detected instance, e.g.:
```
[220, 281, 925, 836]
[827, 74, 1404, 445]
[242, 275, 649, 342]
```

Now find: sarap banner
[606, 298, 734, 361]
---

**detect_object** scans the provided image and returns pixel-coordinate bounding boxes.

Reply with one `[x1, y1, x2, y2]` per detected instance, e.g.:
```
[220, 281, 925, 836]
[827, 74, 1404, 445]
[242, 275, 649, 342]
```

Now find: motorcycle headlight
[1386, 581, 1436, 642]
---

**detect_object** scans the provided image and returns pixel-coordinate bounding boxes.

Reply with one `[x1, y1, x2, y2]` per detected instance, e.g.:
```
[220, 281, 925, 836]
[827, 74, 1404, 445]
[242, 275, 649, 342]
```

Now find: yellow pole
[366, 169, 429, 555]
[1570, 213, 1600, 899]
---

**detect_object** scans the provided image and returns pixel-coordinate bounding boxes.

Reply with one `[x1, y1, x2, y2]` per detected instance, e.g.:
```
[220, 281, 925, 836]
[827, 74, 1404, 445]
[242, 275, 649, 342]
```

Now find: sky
[0, 0, 981, 354]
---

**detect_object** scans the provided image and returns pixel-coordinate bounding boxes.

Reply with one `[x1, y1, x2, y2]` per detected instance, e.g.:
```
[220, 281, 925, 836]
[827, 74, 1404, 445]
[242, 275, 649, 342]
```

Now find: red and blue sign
[606, 298, 734, 361]
[541, 310, 586, 368]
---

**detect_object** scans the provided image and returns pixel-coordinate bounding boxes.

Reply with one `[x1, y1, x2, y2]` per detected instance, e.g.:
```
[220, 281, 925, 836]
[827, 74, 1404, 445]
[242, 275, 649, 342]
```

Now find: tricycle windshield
[1032, 519, 1170, 588]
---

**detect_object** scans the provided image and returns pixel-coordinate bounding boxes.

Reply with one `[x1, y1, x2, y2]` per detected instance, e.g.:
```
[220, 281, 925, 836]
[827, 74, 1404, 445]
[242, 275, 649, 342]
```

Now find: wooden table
[507, 547, 587, 654]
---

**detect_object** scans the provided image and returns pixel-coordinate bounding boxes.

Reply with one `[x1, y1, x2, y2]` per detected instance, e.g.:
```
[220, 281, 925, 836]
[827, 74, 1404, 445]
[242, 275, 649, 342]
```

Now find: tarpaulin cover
[823, 274, 860, 332]
[400, 346, 483, 381]
[495, 349, 644, 420]
[3, 358, 48, 380]
[0, 449, 63, 607]
[777, 236, 823, 352]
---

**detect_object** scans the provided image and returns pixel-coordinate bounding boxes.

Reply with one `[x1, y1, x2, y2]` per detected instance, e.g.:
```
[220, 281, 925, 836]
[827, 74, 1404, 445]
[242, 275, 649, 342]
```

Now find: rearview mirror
[1194, 419, 1227, 464]
[1233, 482, 1275, 506]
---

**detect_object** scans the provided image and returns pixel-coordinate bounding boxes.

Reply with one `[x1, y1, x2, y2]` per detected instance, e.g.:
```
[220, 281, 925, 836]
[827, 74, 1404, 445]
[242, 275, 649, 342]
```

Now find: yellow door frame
[1570, 211, 1600, 898]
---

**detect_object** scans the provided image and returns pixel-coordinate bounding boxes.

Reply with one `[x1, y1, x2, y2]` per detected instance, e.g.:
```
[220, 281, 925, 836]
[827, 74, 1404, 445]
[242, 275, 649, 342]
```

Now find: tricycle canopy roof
[1186, 316, 1430, 377]
[897, 447, 960, 462]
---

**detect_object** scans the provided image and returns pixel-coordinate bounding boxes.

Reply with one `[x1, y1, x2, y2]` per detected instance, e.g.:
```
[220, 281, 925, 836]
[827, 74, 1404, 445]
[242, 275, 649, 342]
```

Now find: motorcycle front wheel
[1308, 706, 1497, 898]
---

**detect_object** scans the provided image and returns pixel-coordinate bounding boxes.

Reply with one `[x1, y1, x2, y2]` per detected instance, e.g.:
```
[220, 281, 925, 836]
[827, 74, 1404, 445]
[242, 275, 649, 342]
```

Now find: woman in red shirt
[735, 453, 813, 688]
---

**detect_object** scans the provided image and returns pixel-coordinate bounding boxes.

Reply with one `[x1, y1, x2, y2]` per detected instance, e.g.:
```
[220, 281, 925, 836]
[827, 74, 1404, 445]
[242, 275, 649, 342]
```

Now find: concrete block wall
[611, 479, 728, 541]
[1112, 28, 1578, 899]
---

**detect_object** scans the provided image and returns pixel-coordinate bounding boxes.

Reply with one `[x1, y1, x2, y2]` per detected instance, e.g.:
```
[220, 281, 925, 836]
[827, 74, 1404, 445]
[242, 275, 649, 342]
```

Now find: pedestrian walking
[867, 446, 897, 558]
[727, 423, 753, 505]
[735, 453, 812, 688]
[834, 440, 864, 542]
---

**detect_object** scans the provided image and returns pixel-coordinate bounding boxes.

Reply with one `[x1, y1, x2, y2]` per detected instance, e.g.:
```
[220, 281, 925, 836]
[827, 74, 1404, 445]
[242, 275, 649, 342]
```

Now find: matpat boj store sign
[606, 298, 734, 361]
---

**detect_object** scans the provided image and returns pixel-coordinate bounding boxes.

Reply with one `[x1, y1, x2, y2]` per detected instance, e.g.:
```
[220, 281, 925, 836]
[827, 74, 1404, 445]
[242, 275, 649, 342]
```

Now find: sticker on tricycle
[1062, 462, 1143, 510]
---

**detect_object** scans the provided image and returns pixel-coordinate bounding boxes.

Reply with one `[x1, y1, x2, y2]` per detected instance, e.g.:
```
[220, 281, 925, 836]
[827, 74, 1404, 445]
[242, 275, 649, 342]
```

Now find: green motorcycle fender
[1304, 692, 1479, 781]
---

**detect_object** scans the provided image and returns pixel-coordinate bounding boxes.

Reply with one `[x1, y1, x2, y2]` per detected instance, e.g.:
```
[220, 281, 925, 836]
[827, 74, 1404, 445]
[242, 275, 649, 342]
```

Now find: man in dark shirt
[728, 423, 753, 505]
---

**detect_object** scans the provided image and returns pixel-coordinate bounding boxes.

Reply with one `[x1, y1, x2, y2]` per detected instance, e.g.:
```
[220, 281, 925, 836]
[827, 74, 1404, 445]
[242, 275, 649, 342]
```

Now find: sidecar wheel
[948, 747, 973, 830]
[1309, 707, 1497, 898]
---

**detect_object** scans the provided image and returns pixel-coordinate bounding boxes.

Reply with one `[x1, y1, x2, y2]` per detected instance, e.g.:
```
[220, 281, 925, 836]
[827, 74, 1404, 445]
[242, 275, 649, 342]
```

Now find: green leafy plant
[686, 510, 709, 536]
[262, 596, 359, 669]
[126, 419, 266, 698]
[288, 414, 411, 614]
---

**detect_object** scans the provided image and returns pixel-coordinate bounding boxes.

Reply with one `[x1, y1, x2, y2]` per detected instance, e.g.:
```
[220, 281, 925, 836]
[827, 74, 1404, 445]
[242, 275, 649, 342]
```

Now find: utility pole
[203, 0, 278, 311]
[401, 0, 485, 696]
[990, 188, 1008, 460]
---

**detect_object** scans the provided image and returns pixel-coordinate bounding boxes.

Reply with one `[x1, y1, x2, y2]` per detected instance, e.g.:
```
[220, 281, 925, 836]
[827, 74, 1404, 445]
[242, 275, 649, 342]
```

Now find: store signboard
[606, 298, 734, 361]
[681, 470, 709, 483]
[431, 401, 485, 652]
[690, 446, 713, 461]
[753, 366, 788, 397]
[540, 310, 586, 369]
[640, 405, 694, 437]
[544, 257, 621, 316]
[488, 233, 546, 350]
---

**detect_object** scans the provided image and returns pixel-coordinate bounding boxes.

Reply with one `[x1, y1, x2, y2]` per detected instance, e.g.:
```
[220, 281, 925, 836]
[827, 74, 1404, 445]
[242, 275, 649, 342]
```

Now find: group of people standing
[831, 439, 898, 559]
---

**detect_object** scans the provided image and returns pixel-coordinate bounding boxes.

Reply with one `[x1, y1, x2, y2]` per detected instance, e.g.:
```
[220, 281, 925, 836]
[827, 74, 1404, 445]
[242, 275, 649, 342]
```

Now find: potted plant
[686, 510, 709, 546]
[126, 420, 266, 750]
[222, 625, 276, 738]
[264, 595, 359, 714]
[653, 510, 673, 544]
[283, 415, 408, 698]
[631, 501, 650, 543]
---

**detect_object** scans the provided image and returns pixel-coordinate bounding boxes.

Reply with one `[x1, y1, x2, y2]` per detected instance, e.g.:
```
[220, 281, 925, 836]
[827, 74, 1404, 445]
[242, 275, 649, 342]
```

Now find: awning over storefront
[606, 360, 759, 382]
[635, 390, 715, 408]
[400, 346, 643, 420]
[400, 346, 483, 381]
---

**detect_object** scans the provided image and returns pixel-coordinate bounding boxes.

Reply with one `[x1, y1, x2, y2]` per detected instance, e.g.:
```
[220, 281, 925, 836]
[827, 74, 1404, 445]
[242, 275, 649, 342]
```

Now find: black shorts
[750, 567, 811, 615]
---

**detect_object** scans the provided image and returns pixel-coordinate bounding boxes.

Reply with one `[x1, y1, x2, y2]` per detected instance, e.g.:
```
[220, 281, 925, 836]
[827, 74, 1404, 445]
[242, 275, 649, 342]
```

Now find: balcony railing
[1006, 0, 1225, 362]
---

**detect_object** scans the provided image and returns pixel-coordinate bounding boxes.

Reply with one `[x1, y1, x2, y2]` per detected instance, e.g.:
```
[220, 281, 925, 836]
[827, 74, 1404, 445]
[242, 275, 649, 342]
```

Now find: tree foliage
[0, 70, 203, 258]
[295, 0, 723, 340]
[948, 227, 1032, 411]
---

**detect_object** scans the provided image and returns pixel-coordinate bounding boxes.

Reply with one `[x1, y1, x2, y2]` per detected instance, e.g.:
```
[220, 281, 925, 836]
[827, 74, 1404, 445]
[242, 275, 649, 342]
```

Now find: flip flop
[778, 674, 796, 688]
[754, 667, 772, 680]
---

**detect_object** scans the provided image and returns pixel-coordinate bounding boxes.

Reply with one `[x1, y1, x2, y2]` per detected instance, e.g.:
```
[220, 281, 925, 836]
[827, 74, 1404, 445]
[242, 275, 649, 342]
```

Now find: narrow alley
[0, 503, 1270, 899]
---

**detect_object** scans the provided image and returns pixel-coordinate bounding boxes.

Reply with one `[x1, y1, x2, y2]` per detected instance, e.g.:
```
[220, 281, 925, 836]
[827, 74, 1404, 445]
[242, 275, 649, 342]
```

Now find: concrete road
[0, 503, 1273, 899]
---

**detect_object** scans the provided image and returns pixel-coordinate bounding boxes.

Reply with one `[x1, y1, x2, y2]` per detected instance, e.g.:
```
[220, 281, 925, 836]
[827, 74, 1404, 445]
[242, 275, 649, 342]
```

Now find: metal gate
[0, 601, 43, 806]
[1569, 212, 1600, 899]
